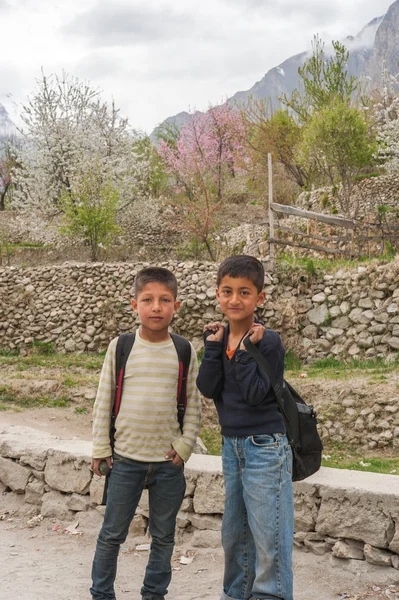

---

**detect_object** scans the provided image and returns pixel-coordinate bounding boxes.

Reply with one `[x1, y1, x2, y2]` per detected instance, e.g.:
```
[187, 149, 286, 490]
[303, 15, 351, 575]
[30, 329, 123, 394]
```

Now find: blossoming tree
[158, 103, 247, 259]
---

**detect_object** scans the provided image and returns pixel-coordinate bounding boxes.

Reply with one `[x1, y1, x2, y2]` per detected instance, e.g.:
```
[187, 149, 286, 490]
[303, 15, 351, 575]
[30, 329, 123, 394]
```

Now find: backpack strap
[102, 332, 136, 506]
[170, 333, 192, 433]
[243, 337, 299, 445]
[111, 333, 136, 449]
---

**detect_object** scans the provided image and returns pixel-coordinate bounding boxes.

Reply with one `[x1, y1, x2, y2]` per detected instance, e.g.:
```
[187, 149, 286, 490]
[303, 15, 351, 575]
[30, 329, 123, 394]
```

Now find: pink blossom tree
[158, 103, 247, 259]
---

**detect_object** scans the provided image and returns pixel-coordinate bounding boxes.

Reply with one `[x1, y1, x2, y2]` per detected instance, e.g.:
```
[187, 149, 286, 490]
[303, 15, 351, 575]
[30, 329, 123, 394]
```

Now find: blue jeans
[221, 435, 294, 600]
[90, 454, 186, 600]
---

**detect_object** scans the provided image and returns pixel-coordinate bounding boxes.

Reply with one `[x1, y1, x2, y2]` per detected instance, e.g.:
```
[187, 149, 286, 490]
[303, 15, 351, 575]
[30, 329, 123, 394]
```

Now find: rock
[41, 490, 75, 520]
[190, 514, 222, 531]
[307, 304, 329, 326]
[64, 338, 76, 352]
[194, 437, 208, 455]
[303, 539, 326, 555]
[331, 316, 350, 329]
[90, 475, 105, 506]
[67, 493, 91, 512]
[191, 529, 221, 548]
[312, 293, 327, 304]
[389, 529, 399, 554]
[302, 325, 318, 339]
[364, 544, 393, 566]
[332, 540, 364, 560]
[193, 472, 225, 514]
[129, 514, 147, 536]
[25, 480, 45, 505]
[388, 337, 399, 350]
[0, 457, 31, 493]
[45, 452, 92, 494]
[316, 492, 395, 548]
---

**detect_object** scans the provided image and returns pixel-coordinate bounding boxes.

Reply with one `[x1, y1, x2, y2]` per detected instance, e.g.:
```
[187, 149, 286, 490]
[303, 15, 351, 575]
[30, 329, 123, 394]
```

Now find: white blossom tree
[11, 71, 153, 258]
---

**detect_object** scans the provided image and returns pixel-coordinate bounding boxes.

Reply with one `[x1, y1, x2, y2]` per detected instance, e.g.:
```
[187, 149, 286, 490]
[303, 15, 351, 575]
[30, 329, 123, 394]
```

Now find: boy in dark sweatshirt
[197, 255, 294, 600]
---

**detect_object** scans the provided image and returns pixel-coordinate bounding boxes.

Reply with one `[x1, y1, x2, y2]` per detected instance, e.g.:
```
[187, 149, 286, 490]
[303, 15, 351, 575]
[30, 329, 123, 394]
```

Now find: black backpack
[102, 331, 192, 504]
[244, 337, 323, 482]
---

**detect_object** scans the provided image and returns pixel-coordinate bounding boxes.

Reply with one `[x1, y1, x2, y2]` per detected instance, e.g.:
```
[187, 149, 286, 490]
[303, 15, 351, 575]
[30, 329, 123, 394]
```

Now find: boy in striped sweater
[90, 267, 201, 600]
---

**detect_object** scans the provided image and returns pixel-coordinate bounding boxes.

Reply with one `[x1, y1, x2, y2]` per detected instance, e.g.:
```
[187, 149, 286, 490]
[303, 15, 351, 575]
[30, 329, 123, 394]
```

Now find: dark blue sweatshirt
[197, 325, 286, 437]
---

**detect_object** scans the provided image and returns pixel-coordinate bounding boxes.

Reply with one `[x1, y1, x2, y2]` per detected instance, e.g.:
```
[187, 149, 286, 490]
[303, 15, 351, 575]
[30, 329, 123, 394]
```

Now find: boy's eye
[162, 298, 171, 303]
[142, 298, 151, 302]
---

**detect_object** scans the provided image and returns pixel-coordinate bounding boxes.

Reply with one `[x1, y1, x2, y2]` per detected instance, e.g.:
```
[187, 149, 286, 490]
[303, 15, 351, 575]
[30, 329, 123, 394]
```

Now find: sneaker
[142, 596, 165, 600]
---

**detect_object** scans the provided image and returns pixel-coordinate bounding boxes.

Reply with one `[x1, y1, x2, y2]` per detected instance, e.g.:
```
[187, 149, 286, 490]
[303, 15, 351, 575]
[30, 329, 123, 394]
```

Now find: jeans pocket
[250, 434, 279, 447]
[285, 445, 293, 476]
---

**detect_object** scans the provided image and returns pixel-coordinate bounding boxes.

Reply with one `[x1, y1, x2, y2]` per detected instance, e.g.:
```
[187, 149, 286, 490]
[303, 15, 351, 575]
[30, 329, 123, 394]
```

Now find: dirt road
[1, 498, 399, 600]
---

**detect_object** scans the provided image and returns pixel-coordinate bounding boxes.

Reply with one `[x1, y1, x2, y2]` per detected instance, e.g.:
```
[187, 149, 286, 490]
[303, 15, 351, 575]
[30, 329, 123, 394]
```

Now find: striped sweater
[92, 331, 201, 463]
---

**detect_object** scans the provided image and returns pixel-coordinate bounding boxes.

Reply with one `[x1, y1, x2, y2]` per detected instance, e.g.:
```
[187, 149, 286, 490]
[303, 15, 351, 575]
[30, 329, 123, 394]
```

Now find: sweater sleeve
[234, 334, 285, 406]
[196, 340, 224, 400]
[92, 337, 117, 459]
[172, 343, 202, 463]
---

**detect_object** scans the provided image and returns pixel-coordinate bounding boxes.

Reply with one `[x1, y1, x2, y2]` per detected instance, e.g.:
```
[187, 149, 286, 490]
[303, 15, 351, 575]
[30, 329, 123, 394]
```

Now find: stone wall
[1, 425, 399, 569]
[296, 173, 399, 218]
[1, 258, 399, 361]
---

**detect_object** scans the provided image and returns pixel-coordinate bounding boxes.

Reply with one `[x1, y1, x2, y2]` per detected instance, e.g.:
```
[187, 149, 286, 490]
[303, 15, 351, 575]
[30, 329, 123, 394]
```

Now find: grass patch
[285, 350, 302, 371]
[0, 348, 20, 357]
[200, 426, 222, 455]
[284, 355, 399, 380]
[63, 376, 80, 387]
[9, 242, 46, 249]
[0, 352, 105, 370]
[75, 406, 89, 414]
[322, 444, 399, 475]
[0, 385, 70, 409]
[277, 254, 396, 275]
[30, 339, 56, 356]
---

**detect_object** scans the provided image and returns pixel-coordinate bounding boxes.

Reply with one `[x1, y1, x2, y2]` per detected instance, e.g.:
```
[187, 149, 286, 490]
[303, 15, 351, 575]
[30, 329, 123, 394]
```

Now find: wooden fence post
[268, 153, 275, 261]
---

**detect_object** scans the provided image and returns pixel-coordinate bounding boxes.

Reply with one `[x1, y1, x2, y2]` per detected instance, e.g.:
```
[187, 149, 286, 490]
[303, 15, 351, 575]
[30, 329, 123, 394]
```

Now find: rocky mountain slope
[0, 104, 16, 141]
[152, 0, 399, 137]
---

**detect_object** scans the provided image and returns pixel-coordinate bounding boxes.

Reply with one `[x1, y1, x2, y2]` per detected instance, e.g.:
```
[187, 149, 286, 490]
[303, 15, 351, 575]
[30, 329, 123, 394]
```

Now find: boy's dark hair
[217, 255, 265, 293]
[134, 267, 178, 299]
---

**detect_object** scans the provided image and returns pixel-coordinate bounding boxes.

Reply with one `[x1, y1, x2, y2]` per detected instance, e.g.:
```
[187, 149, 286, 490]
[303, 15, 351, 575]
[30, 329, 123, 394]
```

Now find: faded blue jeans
[90, 453, 186, 600]
[221, 435, 294, 600]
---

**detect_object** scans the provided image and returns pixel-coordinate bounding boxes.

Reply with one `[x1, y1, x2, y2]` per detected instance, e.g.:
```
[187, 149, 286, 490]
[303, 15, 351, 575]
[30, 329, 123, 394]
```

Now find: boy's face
[216, 275, 265, 323]
[131, 282, 180, 337]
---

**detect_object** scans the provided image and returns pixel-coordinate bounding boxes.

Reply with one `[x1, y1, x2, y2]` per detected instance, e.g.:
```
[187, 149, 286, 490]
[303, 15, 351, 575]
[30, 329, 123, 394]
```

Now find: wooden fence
[267, 154, 399, 259]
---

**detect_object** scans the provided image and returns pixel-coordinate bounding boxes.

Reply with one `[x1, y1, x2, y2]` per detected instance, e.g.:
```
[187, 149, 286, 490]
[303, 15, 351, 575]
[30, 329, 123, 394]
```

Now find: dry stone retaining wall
[296, 173, 399, 218]
[1, 425, 399, 570]
[1, 259, 399, 362]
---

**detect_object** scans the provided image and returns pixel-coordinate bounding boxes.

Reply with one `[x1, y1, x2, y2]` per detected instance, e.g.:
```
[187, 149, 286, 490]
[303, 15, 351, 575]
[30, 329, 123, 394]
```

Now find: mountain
[151, 1, 396, 138]
[0, 103, 17, 142]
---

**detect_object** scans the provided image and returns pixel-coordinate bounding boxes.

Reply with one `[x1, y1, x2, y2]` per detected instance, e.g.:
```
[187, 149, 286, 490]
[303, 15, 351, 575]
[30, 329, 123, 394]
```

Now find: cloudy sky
[0, 0, 394, 134]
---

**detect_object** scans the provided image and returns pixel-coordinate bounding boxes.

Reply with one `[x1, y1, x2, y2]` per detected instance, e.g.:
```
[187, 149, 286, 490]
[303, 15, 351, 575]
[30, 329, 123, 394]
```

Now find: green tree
[242, 99, 315, 189]
[298, 101, 376, 215]
[281, 36, 359, 123]
[60, 168, 121, 261]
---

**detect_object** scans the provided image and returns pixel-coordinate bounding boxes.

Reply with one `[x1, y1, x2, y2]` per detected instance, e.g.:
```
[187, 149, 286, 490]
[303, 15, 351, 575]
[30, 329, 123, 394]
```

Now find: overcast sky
[0, 0, 394, 134]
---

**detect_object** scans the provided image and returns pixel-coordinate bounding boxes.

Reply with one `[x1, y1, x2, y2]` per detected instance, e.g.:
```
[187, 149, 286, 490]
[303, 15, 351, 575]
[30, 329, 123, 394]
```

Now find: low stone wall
[1, 258, 399, 361]
[296, 173, 399, 218]
[1, 425, 399, 569]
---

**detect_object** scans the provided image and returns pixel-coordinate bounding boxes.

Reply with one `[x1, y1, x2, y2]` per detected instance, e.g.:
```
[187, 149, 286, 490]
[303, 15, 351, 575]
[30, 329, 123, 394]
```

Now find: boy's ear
[173, 300, 181, 313]
[257, 291, 266, 306]
[131, 298, 138, 314]
[216, 287, 220, 300]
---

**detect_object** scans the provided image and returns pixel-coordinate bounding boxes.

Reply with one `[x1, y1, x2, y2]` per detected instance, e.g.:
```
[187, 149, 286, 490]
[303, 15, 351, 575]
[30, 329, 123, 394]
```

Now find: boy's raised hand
[240, 322, 265, 350]
[204, 322, 225, 342]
